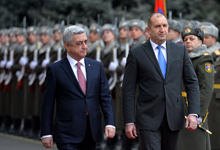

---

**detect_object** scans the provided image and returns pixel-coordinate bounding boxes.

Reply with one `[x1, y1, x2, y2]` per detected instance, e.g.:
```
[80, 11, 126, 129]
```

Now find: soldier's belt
[182, 92, 187, 98]
[214, 84, 220, 89]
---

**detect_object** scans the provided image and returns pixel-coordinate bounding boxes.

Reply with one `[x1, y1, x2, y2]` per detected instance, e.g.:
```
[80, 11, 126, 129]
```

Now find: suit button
[83, 112, 86, 115]
[85, 98, 87, 101]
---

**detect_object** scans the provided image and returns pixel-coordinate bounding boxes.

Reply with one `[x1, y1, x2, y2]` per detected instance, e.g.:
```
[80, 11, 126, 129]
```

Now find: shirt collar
[67, 53, 85, 66]
[150, 39, 166, 50]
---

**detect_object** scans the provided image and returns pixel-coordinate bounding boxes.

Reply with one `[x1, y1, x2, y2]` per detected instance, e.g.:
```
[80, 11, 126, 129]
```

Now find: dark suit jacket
[41, 56, 115, 144]
[122, 40, 200, 131]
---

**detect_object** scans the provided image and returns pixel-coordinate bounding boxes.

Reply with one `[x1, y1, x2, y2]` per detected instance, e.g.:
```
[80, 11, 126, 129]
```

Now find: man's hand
[125, 124, 137, 139]
[185, 115, 198, 131]
[42, 137, 54, 148]
[105, 126, 115, 139]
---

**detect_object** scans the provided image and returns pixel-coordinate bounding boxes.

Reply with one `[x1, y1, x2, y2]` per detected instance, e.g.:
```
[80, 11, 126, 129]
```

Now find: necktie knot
[157, 45, 162, 51]
[77, 62, 81, 68]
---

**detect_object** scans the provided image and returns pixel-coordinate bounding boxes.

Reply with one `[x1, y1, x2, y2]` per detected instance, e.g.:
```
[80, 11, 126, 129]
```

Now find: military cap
[129, 19, 146, 32]
[27, 26, 38, 35]
[200, 22, 219, 38]
[186, 20, 201, 27]
[40, 26, 52, 36]
[168, 20, 182, 33]
[15, 28, 27, 37]
[75, 23, 90, 37]
[89, 23, 101, 34]
[181, 25, 204, 42]
[119, 20, 130, 30]
[53, 24, 64, 34]
[101, 23, 118, 37]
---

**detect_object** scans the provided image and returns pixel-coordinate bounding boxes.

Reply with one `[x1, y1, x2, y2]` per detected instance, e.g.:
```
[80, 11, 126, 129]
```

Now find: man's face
[16, 34, 26, 45]
[167, 29, 178, 41]
[130, 27, 143, 40]
[64, 33, 88, 61]
[146, 14, 168, 44]
[28, 32, 36, 44]
[119, 27, 129, 39]
[102, 30, 115, 43]
[203, 34, 216, 48]
[89, 31, 99, 43]
[53, 31, 61, 42]
[40, 34, 50, 46]
[183, 35, 202, 53]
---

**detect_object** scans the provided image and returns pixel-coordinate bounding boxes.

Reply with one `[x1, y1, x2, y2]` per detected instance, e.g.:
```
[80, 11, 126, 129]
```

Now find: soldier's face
[64, 33, 88, 61]
[119, 27, 128, 39]
[203, 35, 216, 48]
[102, 30, 115, 43]
[16, 34, 26, 45]
[130, 27, 143, 40]
[54, 31, 61, 42]
[183, 35, 202, 53]
[40, 34, 50, 45]
[89, 31, 99, 43]
[146, 14, 168, 45]
[28, 32, 36, 44]
[167, 29, 178, 41]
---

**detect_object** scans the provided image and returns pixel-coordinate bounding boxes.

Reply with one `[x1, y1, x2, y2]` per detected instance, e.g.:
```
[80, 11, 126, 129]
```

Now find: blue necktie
[157, 45, 166, 78]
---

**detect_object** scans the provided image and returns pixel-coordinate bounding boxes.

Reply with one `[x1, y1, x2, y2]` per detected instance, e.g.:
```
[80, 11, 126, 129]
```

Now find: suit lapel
[165, 41, 173, 79]
[60, 57, 83, 94]
[143, 40, 164, 79]
[84, 57, 91, 96]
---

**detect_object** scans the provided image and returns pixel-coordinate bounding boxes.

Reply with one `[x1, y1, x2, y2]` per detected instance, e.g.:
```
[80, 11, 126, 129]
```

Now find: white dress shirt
[150, 39, 167, 62]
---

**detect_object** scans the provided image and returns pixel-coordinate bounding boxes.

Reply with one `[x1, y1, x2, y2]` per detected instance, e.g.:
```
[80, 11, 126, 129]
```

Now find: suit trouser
[56, 116, 96, 150]
[139, 114, 180, 150]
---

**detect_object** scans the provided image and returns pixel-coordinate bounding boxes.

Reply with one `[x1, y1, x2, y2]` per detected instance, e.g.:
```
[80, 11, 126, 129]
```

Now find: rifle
[0, 46, 8, 90]
[109, 17, 118, 91]
[4, 49, 14, 92]
[96, 14, 101, 61]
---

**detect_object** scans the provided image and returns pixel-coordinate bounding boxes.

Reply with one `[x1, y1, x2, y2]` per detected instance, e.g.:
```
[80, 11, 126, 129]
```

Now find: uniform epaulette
[214, 49, 220, 55]
[37, 45, 41, 49]
[203, 53, 210, 56]
[142, 41, 146, 44]
[96, 46, 100, 50]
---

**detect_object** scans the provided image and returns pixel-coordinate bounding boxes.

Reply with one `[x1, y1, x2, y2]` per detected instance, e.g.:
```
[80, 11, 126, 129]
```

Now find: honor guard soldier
[87, 23, 104, 60]
[30, 26, 52, 139]
[200, 22, 220, 62]
[0, 29, 10, 131]
[208, 55, 220, 150]
[8, 28, 28, 135]
[24, 26, 42, 138]
[167, 20, 183, 44]
[75, 23, 90, 39]
[129, 19, 146, 48]
[100, 23, 119, 150]
[50, 24, 65, 63]
[178, 25, 214, 150]
[1, 28, 18, 133]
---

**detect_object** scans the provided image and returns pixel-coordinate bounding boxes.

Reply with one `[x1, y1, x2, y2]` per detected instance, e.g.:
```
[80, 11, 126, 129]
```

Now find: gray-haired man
[41, 25, 115, 150]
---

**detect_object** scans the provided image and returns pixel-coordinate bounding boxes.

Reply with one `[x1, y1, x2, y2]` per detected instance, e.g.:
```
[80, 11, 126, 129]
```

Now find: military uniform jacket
[50, 40, 65, 63]
[87, 39, 104, 60]
[207, 42, 220, 62]
[188, 44, 214, 117]
[130, 35, 146, 49]
[101, 40, 118, 80]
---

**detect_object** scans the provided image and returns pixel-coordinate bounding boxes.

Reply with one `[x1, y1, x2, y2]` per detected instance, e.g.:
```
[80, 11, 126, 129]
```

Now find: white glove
[29, 61, 38, 70]
[19, 57, 28, 66]
[28, 73, 33, 80]
[120, 57, 127, 67]
[108, 60, 119, 71]
[16, 71, 21, 77]
[0, 60, 7, 68]
[38, 73, 44, 80]
[197, 116, 203, 125]
[6, 61, 13, 69]
[41, 59, 50, 68]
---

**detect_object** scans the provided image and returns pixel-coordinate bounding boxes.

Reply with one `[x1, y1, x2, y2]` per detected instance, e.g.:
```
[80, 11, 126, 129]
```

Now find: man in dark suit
[41, 25, 115, 150]
[122, 12, 200, 150]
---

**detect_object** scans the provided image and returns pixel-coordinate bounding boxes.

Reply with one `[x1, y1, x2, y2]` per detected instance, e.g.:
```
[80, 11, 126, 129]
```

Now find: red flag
[154, 0, 167, 18]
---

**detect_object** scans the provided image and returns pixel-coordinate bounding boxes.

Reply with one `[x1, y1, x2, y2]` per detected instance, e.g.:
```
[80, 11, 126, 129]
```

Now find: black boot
[30, 116, 40, 140]
[9, 119, 22, 135]
[21, 119, 32, 138]
[2, 116, 12, 133]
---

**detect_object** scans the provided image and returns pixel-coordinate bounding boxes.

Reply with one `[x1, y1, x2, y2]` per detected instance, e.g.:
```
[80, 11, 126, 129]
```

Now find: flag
[154, 0, 167, 18]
